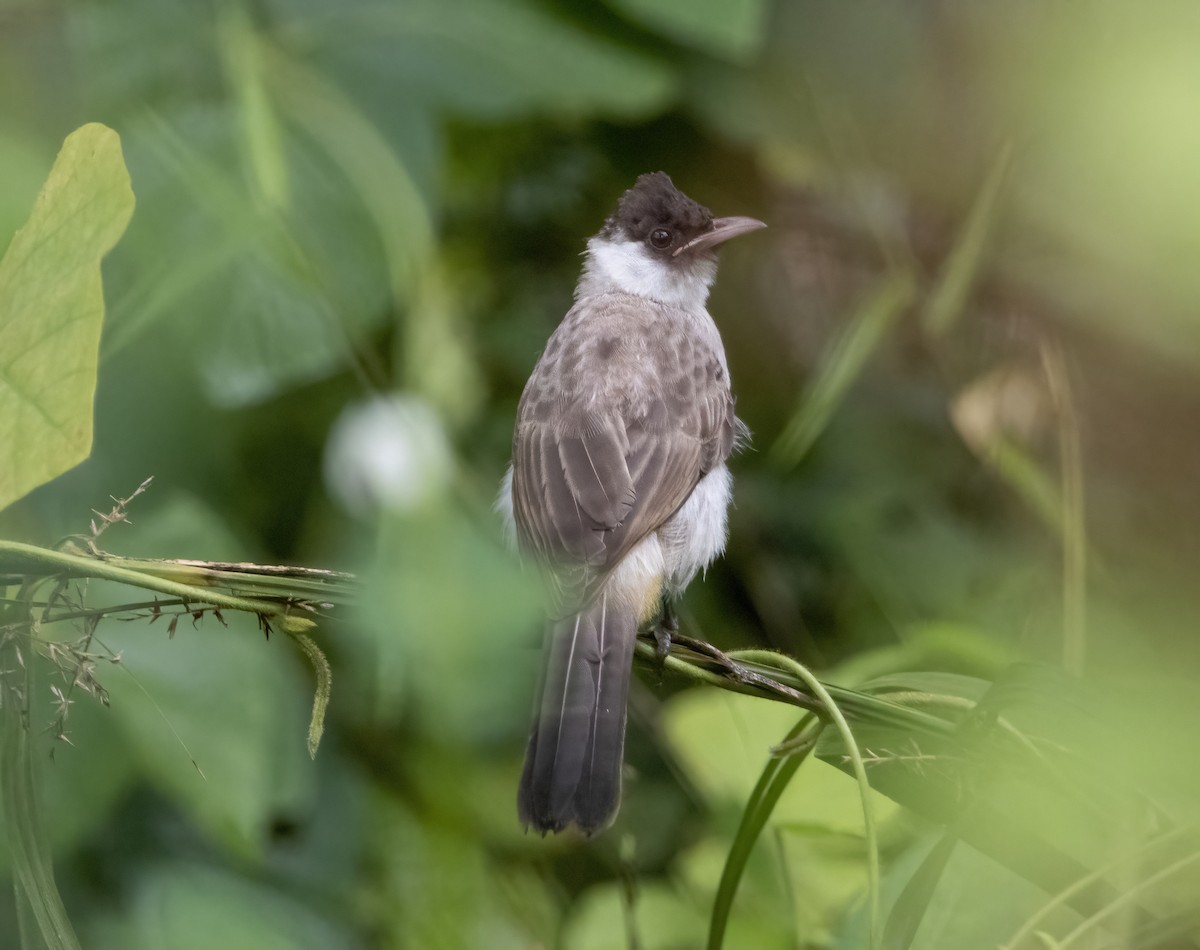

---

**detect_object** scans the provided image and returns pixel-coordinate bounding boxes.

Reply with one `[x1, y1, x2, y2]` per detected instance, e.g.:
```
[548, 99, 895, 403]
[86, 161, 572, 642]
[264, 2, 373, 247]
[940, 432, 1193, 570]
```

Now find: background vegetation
[3, 1, 1200, 947]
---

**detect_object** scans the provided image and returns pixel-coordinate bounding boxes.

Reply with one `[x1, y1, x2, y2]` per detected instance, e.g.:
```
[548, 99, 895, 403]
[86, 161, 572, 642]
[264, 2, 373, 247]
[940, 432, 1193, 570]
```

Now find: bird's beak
[674, 215, 767, 257]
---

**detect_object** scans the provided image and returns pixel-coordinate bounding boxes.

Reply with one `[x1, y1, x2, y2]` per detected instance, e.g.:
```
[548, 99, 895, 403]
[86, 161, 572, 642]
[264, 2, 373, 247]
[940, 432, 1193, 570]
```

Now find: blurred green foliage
[4, 1, 1200, 947]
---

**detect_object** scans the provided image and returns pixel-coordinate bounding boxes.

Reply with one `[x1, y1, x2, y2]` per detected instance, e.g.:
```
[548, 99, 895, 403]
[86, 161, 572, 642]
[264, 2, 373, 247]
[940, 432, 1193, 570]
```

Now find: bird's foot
[652, 605, 678, 676]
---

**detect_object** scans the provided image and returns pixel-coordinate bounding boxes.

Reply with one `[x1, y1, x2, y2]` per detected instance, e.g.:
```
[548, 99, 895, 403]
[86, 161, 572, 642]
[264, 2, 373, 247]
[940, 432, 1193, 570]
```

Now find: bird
[498, 171, 766, 835]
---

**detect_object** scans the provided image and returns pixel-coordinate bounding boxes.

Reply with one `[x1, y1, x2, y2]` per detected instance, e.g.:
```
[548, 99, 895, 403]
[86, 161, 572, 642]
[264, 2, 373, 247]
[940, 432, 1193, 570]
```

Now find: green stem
[1001, 825, 1197, 950]
[2, 598, 220, 631]
[0, 540, 296, 619]
[731, 649, 882, 950]
[707, 715, 821, 950]
[771, 270, 916, 470]
[1056, 850, 1200, 948]
[1040, 338, 1087, 676]
[633, 640, 807, 704]
[290, 632, 332, 759]
[1, 593, 81, 949]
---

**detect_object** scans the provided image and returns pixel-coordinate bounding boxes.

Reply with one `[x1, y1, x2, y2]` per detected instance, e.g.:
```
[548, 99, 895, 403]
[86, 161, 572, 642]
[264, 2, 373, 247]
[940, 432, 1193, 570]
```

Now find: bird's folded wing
[512, 401, 705, 613]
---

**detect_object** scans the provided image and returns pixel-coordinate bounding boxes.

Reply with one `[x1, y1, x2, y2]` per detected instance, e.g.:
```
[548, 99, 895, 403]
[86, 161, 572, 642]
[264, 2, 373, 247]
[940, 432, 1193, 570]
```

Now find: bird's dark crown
[601, 172, 714, 254]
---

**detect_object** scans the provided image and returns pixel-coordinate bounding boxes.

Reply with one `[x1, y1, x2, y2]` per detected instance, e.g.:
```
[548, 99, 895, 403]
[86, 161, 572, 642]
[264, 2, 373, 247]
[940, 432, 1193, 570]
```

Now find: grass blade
[1, 633, 81, 950]
[882, 829, 959, 950]
[772, 270, 915, 470]
[645, 638, 1194, 945]
[1056, 850, 1200, 949]
[734, 649, 883, 950]
[707, 715, 820, 950]
[922, 142, 1013, 337]
[1039, 339, 1087, 675]
[1001, 825, 1196, 950]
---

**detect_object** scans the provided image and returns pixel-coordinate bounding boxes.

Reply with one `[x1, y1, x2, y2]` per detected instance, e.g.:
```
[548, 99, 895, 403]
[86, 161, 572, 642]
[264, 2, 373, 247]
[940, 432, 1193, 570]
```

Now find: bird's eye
[649, 228, 672, 249]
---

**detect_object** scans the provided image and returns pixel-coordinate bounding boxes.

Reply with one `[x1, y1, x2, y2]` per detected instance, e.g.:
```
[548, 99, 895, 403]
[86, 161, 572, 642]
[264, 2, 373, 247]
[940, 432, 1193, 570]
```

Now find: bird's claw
[652, 605, 678, 676]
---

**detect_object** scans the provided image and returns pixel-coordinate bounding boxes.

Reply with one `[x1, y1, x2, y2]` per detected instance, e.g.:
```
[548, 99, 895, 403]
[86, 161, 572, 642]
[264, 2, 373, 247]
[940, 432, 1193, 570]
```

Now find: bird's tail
[518, 591, 637, 835]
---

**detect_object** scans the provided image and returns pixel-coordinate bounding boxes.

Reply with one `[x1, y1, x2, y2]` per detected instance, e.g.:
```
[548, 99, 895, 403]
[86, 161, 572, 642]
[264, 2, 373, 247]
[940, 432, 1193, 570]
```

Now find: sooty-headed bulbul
[499, 172, 766, 835]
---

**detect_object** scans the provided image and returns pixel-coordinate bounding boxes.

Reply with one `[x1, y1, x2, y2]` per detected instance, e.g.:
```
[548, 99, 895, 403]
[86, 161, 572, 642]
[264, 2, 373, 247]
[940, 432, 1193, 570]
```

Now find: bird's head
[578, 172, 766, 310]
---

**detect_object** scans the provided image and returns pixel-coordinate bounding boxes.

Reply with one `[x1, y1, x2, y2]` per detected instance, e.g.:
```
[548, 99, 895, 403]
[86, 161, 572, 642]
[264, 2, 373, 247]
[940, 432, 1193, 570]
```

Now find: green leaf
[730, 649, 884, 948]
[922, 143, 1013, 337]
[0, 123, 135, 511]
[0, 680, 138, 876]
[882, 830, 958, 950]
[353, 504, 543, 739]
[307, 0, 678, 119]
[87, 861, 348, 950]
[838, 838, 1058, 950]
[101, 621, 306, 860]
[96, 494, 315, 858]
[662, 689, 803, 810]
[661, 687, 898, 949]
[365, 793, 535, 949]
[606, 0, 769, 62]
[814, 664, 1182, 935]
[121, 111, 404, 406]
[707, 714, 817, 950]
[566, 881, 715, 950]
[217, 2, 291, 212]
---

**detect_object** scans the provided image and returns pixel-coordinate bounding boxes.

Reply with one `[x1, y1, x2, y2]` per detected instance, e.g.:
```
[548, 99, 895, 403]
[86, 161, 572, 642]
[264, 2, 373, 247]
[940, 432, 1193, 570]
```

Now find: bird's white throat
[576, 237, 717, 312]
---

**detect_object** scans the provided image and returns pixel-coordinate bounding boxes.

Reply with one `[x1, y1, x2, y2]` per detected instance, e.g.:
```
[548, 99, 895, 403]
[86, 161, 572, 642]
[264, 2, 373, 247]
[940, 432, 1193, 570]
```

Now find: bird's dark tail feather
[518, 592, 637, 835]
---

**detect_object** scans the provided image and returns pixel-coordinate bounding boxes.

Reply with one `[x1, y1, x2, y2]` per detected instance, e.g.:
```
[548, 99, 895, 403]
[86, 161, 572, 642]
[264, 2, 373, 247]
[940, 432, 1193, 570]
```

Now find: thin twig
[666, 632, 826, 715]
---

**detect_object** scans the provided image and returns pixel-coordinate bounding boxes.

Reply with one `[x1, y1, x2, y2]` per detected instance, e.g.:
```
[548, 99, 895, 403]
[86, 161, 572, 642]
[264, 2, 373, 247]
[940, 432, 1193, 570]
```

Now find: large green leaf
[0, 123, 134, 511]
[364, 792, 537, 949]
[306, 0, 678, 119]
[353, 504, 543, 739]
[86, 861, 349, 950]
[662, 690, 895, 947]
[606, 0, 770, 62]
[837, 836, 1059, 950]
[813, 664, 1190, 937]
[0, 674, 138, 877]
[109, 107, 409, 407]
[82, 0, 673, 409]
[566, 881, 714, 950]
[96, 494, 315, 858]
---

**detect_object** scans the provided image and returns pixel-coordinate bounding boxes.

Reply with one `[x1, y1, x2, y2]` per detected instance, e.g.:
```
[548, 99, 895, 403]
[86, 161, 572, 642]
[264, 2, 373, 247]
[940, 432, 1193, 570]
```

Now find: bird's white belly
[657, 464, 733, 596]
[497, 461, 733, 609]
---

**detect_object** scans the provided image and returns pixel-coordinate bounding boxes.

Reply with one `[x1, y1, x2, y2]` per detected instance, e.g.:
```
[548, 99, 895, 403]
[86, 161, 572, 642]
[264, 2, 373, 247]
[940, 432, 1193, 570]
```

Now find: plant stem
[0, 540, 339, 624]
[732, 649, 882, 950]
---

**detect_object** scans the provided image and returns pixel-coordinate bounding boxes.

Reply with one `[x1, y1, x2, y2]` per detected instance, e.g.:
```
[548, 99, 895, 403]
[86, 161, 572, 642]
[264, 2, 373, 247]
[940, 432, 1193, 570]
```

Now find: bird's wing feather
[511, 298, 734, 613]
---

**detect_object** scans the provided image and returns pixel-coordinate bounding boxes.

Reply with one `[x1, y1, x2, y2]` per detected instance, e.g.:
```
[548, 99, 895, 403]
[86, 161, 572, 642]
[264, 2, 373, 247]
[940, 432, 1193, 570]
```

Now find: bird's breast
[657, 464, 734, 595]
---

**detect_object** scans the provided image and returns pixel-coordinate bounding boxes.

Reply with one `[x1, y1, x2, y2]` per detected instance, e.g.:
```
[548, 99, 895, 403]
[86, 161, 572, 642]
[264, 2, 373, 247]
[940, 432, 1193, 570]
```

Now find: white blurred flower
[951, 364, 1050, 457]
[323, 394, 453, 515]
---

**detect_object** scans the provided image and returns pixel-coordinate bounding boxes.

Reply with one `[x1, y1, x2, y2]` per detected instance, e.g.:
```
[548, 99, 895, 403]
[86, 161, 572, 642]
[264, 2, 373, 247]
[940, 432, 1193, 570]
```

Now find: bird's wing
[511, 302, 734, 614]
